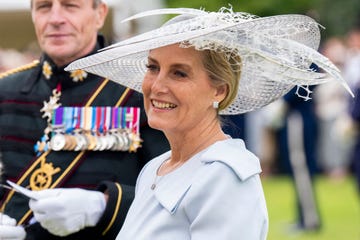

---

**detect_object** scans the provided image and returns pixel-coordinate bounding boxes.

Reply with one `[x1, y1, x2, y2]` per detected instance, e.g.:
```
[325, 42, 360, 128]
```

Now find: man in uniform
[0, 0, 169, 239]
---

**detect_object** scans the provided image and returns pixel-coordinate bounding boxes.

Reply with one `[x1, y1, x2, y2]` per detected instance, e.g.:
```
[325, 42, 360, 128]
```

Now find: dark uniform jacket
[0, 36, 169, 239]
[350, 86, 360, 192]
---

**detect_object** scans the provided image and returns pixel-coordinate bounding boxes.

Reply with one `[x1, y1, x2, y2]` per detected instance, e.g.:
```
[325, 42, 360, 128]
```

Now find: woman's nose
[150, 73, 168, 93]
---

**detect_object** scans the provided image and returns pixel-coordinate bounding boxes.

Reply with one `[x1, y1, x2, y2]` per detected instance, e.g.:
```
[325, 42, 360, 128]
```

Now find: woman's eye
[174, 70, 187, 78]
[145, 64, 159, 72]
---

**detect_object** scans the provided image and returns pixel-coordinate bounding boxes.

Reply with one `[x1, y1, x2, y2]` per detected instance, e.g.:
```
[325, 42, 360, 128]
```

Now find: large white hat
[66, 7, 353, 114]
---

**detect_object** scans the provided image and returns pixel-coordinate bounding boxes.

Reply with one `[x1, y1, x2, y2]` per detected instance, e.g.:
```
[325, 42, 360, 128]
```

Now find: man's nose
[48, 3, 66, 25]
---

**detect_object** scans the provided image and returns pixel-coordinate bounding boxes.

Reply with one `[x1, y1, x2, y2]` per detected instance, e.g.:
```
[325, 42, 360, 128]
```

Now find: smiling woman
[66, 6, 353, 240]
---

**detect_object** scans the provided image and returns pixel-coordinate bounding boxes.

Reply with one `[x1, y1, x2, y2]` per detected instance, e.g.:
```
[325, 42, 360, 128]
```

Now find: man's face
[31, 0, 107, 66]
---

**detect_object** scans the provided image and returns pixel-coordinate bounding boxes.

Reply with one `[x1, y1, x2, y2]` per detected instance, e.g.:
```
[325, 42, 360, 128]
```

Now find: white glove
[0, 213, 26, 240]
[29, 188, 106, 237]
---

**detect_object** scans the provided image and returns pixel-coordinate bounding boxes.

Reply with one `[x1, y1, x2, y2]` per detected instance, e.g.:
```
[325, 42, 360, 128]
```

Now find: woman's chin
[147, 119, 163, 131]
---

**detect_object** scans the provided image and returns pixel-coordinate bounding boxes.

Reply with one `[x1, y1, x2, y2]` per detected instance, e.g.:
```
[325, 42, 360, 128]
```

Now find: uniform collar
[21, 35, 106, 93]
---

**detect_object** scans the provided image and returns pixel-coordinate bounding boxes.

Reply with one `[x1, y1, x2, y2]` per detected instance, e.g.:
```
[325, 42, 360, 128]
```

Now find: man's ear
[95, 3, 108, 30]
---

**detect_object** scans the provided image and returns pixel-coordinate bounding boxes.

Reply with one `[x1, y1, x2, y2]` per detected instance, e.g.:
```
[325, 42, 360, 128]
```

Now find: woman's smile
[151, 100, 177, 110]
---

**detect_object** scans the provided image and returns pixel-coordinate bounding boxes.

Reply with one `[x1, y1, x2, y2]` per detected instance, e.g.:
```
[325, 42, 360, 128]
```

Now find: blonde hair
[201, 50, 241, 112]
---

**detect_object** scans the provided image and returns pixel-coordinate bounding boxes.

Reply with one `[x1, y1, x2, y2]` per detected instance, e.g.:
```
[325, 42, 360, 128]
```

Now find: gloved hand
[29, 188, 106, 237]
[0, 213, 26, 240]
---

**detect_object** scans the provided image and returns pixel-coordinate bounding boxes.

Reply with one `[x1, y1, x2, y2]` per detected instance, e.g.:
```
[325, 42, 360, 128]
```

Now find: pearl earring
[213, 101, 219, 109]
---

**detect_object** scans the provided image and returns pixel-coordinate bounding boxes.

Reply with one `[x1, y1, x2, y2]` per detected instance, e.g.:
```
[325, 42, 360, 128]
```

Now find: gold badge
[70, 69, 88, 82]
[42, 61, 52, 80]
[30, 158, 61, 191]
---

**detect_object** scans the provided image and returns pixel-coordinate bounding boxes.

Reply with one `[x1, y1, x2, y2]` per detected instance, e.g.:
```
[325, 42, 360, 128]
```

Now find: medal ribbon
[6, 79, 116, 225]
[53, 107, 64, 135]
[84, 107, 92, 132]
[73, 107, 81, 131]
[133, 107, 140, 134]
[92, 107, 97, 134]
[122, 107, 127, 129]
[95, 107, 102, 134]
[112, 107, 118, 130]
[64, 107, 74, 134]
[126, 107, 132, 130]
[104, 107, 111, 134]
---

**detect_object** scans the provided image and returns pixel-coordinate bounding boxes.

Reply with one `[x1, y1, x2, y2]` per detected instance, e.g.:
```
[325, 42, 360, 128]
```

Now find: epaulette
[0, 60, 40, 79]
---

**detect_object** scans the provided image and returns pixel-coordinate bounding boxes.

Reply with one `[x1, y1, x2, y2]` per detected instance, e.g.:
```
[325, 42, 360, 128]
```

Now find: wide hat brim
[66, 8, 353, 114]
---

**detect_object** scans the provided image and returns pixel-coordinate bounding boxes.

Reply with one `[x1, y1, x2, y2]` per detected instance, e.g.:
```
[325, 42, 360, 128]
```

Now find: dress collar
[153, 139, 262, 214]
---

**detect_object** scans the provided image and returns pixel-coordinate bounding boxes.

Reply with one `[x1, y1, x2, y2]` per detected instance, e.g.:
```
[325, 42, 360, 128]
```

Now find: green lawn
[262, 175, 360, 240]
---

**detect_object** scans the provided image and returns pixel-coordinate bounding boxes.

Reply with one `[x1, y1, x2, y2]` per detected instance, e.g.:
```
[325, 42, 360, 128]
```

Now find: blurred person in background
[0, 0, 169, 239]
[280, 85, 321, 231]
[0, 48, 31, 73]
[314, 37, 354, 179]
[349, 81, 360, 192]
[343, 20, 360, 90]
[222, 114, 246, 139]
[265, 84, 322, 232]
[343, 19, 360, 192]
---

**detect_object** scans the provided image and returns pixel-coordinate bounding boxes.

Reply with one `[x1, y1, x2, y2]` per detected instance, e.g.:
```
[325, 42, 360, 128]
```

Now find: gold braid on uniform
[0, 60, 40, 79]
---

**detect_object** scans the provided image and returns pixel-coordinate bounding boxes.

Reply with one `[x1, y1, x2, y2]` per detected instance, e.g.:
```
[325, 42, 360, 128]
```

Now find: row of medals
[49, 130, 133, 151]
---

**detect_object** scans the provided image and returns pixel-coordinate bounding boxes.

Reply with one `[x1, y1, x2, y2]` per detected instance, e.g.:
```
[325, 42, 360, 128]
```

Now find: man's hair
[93, 0, 103, 8]
[30, 0, 103, 9]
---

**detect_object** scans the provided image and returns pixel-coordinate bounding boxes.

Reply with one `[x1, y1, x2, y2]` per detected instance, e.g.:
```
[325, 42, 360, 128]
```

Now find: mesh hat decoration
[65, 7, 353, 115]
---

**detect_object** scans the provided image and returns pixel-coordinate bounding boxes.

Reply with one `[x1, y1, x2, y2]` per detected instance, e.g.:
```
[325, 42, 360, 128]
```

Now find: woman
[66, 7, 353, 239]
[117, 43, 268, 239]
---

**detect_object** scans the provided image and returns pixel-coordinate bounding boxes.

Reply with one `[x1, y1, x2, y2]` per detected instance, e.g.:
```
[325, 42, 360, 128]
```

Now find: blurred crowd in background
[253, 23, 360, 180]
[1, 11, 360, 185]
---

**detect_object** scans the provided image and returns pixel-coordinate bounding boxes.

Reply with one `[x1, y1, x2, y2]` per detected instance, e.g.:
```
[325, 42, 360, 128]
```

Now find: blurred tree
[165, 0, 360, 40]
[314, 0, 360, 38]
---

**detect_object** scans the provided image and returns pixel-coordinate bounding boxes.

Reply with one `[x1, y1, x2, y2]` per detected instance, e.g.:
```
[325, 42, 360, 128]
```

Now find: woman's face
[142, 44, 225, 136]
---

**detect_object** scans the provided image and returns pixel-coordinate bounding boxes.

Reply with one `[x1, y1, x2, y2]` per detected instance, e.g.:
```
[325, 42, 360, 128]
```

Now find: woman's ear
[215, 84, 228, 102]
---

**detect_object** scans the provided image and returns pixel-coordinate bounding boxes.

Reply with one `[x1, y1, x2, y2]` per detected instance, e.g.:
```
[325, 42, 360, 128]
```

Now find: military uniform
[350, 86, 360, 192]
[0, 36, 169, 240]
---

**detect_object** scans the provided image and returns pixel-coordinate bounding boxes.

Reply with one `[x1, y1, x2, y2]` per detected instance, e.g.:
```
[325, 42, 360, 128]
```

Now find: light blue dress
[116, 138, 268, 240]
